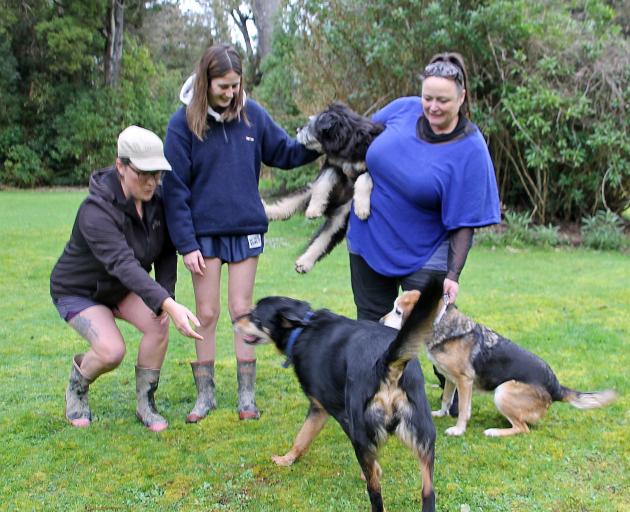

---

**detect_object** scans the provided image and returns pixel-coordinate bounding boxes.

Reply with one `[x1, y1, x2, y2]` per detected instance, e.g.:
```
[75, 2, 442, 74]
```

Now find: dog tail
[560, 387, 617, 409]
[381, 280, 443, 376]
[264, 187, 312, 220]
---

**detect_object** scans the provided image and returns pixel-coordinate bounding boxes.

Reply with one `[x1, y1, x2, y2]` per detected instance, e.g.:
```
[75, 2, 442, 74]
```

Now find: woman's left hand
[443, 278, 459, 304]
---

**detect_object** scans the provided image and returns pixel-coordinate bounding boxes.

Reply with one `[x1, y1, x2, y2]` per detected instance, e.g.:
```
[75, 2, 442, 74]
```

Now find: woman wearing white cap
[50, 125, 203, 432]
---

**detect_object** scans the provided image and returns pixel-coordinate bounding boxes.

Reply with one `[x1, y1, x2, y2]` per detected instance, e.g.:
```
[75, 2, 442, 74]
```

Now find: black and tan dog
[233, 283, 443, 512]
[382, 290, 618, 437]
[264, 102, 383, 273]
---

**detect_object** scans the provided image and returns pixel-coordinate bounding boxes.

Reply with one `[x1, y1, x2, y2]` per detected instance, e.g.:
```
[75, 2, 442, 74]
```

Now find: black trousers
[349, 253, 446, 321]
[349, 253, 458, 415]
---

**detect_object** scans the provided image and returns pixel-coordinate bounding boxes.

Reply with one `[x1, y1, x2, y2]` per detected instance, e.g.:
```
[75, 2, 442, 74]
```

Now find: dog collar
[282, 311, 314, 368]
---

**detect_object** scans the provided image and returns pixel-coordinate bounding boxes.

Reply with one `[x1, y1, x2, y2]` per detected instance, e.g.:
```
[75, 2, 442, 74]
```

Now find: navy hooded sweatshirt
[162, 96, 319, 255]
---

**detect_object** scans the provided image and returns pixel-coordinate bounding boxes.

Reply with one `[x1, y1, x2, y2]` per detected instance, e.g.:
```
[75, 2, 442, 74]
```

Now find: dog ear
[316, 112, 338, 136]
[277, 299, 312, 327]
[317, 113, 352, 154]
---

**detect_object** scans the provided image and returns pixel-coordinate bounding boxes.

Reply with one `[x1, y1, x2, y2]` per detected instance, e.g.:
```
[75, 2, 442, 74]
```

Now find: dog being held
[381, 290, 618, 437]
[264, 102, 384, 274]
[233, 282, 443, 512]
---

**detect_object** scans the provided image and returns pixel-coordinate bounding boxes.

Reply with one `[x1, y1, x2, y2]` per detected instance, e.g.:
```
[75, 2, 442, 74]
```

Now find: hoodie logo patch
[245, 136, 255, 142]
[152, 220, 161, 231]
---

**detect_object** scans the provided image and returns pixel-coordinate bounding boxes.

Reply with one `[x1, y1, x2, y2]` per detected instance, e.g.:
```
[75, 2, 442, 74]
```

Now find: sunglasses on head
[421, 61, 464, 86]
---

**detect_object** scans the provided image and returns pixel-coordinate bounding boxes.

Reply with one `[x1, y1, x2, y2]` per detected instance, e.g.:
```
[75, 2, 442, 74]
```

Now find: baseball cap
[117, 125, 172, 172]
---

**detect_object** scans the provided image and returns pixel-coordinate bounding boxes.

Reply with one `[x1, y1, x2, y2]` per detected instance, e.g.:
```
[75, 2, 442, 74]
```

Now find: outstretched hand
[161, 298, 203, 340]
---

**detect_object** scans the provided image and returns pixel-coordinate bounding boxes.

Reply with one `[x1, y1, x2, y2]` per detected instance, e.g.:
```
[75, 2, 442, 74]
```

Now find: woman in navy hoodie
[162, 44, 319, 422]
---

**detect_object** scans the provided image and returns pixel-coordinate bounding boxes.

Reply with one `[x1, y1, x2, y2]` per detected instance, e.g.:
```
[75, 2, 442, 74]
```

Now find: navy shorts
[198, 234, 264, 263]
[52, 296, 108, 322]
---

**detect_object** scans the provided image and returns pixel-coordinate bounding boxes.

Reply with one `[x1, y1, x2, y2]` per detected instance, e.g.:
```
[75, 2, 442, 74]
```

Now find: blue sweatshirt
[162, 98, 319, 255]
[347, 97, 500, 277]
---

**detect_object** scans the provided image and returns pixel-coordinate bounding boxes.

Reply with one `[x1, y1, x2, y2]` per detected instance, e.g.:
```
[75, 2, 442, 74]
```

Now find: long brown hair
[425, 52, 471, 119]
[186, 44, 247, 140]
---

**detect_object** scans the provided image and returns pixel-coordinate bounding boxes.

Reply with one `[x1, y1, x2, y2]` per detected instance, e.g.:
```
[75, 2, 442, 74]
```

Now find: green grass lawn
[0, 190, 628, 511]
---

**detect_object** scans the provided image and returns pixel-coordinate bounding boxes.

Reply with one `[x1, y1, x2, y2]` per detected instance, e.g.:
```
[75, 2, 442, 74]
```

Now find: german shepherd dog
[233, 282, 443, 512]
[382, 291, 618, 437]
[264, 102, 384, 273]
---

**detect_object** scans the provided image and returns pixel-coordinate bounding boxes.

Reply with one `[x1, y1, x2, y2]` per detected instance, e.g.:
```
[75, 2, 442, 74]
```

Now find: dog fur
[234, 282, 444, 512]
[264, 102, 384, 273]
[381, 290, 618, 437]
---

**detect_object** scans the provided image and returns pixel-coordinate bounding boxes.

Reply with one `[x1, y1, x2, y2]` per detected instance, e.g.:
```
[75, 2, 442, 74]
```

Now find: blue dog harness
[282, 311, 315, 368]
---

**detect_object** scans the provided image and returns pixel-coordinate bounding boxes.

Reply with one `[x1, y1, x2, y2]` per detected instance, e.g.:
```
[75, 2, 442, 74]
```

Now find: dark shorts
[52, 296, 108, 322]
[198, 234, 264, 263]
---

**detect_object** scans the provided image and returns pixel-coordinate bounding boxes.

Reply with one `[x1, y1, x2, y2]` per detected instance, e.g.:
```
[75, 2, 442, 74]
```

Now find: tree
[197, 0, 282, 86]
[104, 0, 124, 86]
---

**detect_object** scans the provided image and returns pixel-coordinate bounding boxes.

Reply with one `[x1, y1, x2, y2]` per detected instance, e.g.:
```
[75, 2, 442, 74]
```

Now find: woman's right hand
[161, 297, 203, 340]
[183, 250, 206, 276]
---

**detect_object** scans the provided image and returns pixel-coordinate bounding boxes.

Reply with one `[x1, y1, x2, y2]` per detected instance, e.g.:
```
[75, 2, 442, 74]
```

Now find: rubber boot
[434, 366, 459, 417]
[237, 359, 260, 420]
[135, 366, 168, 432]
[65, 354, 93, 428]
[186, 360, 217, 423]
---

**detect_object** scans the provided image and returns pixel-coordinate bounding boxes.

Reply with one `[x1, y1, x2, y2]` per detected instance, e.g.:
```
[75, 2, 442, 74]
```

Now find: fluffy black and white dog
[264, 102, 384, 273]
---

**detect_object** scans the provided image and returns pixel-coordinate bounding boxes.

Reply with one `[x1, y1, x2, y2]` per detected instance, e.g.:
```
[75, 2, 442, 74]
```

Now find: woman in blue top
[347, 53, 501, 413]
[162, 44, 319, 423]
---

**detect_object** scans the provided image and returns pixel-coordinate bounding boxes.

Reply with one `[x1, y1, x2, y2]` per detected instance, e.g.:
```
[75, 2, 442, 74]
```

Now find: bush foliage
[0, 1, 177, 188]
[1, 0, 628, 225]
[256, 0, 629, 223]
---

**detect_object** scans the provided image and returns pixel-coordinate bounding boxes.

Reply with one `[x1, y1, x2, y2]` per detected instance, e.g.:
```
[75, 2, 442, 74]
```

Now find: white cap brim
[129, 155, 172, 172]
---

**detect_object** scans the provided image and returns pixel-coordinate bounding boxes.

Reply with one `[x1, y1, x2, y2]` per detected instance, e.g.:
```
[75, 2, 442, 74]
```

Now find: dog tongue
[242, 334, 259, 344]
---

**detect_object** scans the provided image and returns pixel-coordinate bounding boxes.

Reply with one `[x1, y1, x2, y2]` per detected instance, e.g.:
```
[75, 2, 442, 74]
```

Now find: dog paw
[305, 205, 323, 218]
[431, 409, 448, 418]
[445, 426, 466, 436]
[353, 202, 371, 220]
[295, 257, 314, 274]
[271, 454, 296, 466]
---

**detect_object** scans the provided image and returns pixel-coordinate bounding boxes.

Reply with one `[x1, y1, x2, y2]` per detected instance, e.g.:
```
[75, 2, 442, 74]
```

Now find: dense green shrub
[0, 145, 49, 187]
[476, 210, 567, 248]
[530, 224, 562, 248]
[50, 40, 179, 185]
[581, 210, 627, 250]
[0, 2, 179, 187]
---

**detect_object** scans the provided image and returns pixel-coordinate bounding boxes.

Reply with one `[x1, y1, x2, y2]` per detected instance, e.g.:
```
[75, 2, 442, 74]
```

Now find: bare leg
[227, 257, 259, 361]
[191, 258, 223, 362]
[65, 304, 125, 427]
[115, 292, 171, 432]
[227, 256, 260, 418]
[114, 292, 169, 369]
[185, 259, 222, 422]
[69, 305, 126, 380]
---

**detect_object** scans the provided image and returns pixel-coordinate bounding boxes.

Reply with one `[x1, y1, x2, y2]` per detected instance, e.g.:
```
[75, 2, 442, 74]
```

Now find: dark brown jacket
[50, 167, 176, 314]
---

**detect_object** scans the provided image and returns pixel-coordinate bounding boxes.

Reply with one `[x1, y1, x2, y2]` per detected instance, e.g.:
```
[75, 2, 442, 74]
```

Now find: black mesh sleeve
[446, 227, 474, 282]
